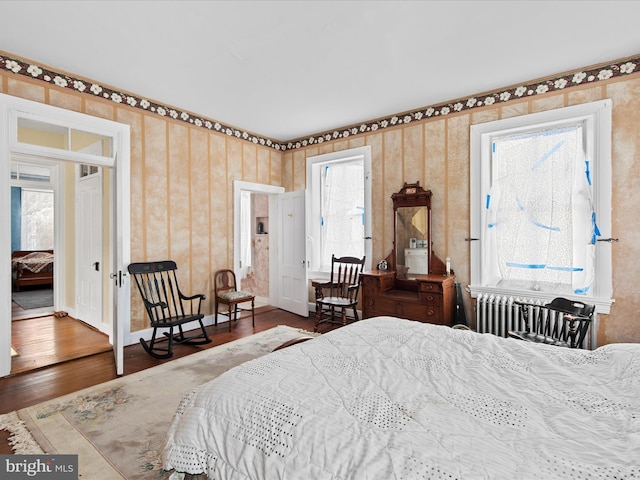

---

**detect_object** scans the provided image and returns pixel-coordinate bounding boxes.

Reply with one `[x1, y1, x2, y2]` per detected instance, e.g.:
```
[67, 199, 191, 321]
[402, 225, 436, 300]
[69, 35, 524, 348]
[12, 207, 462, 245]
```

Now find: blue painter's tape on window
[574, 286, 591, 294]
[486, 194, 491, 209]
[547, 266, 584, 272]
[506, 262, 546, 269]
[492, 142, 496, 153]
[532, 140, 565, 171]
[585, 160, 592, 186]
[591, 212, 601, 244]
[532, 220, 561, 231]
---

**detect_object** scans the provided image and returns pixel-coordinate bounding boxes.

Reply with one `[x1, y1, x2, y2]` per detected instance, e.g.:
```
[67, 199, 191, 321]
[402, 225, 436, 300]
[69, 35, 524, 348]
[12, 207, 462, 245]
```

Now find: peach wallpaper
[280, 77, 640, 346]
[1, 50, 639, 345]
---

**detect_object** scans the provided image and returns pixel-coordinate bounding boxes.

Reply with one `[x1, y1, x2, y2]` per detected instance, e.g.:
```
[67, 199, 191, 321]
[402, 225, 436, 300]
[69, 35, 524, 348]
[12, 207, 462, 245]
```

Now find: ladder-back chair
[128, 260, 211, 358]
[214, 269, 255, 332]
[314, 255, 366, 332]
[508, 297, 595, 349]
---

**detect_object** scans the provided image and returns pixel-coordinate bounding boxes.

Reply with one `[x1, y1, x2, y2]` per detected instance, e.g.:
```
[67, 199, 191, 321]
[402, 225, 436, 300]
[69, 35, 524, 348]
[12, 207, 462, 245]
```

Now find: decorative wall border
[1, 50, 638, 152]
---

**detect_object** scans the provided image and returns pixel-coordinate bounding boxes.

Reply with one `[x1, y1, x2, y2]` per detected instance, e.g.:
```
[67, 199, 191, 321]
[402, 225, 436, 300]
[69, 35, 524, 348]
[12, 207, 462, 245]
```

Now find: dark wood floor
[0, 305, 333, 453]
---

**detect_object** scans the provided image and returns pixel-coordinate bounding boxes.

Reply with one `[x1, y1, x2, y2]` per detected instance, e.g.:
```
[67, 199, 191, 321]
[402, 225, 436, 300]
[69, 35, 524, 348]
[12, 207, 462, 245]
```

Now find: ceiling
[2, 1, 640, 142]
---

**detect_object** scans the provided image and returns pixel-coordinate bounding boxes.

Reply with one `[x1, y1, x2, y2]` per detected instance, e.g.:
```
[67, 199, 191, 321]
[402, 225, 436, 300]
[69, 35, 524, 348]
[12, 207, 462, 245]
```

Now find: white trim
[306, 145, 372, 276]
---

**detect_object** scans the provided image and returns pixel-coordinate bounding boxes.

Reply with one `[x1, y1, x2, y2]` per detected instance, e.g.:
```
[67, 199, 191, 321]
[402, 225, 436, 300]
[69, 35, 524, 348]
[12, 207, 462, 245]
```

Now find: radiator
[475, 293, 596, 350]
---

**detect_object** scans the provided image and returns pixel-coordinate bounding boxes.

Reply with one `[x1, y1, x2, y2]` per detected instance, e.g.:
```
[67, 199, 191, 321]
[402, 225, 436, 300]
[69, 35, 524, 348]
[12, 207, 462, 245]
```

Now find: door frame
[0, 93, 130, 376]
[233, 181, 284, 307]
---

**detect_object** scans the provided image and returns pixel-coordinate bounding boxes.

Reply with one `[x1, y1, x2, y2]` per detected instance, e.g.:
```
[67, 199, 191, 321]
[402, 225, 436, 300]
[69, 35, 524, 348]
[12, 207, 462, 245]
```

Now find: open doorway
[9, 159, 111, 374]
[233, 181, 285, 309]
[10, 174, 55, 320]
[238, 191, 270, 308]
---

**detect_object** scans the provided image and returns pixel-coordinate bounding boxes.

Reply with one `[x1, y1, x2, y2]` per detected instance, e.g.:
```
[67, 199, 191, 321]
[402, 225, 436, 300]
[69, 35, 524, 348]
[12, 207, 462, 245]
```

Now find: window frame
[469, 99, 613, 313]
[306, 146, 372, 278]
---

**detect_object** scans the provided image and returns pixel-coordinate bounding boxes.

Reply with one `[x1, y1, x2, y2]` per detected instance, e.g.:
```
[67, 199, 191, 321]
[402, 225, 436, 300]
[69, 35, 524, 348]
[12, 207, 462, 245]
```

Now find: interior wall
[1, 72, 284, 333]
[2, 57, 639, 345]
[281, 75, 640, 346]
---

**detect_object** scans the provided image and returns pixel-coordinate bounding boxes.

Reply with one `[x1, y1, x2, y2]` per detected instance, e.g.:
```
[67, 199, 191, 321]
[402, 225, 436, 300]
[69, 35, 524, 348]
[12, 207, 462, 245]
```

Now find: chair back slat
[327, 255, 365, 300]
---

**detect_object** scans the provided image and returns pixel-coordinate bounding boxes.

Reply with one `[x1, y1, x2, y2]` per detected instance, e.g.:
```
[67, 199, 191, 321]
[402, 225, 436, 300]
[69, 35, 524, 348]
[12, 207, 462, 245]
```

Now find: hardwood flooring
[11, 316, 112, 375]
[0, 305, 334, 454]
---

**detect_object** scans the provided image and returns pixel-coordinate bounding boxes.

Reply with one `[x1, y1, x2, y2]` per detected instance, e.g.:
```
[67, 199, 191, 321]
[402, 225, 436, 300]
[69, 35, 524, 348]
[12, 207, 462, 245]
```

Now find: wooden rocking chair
[128, 260, 211, 358]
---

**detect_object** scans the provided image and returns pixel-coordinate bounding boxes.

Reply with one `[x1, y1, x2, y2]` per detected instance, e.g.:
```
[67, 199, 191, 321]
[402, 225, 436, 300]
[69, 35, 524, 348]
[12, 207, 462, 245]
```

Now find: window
[470, 100, 613, 310]
[307, 146, 372, 275]
[11, 161, 55, 251]
[20, 189, 54, 250]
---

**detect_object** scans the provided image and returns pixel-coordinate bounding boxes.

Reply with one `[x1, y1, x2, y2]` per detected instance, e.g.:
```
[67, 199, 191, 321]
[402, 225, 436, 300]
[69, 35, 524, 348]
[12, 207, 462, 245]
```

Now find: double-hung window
[469, 100, 613, 311]
[306, 146, 372, 276]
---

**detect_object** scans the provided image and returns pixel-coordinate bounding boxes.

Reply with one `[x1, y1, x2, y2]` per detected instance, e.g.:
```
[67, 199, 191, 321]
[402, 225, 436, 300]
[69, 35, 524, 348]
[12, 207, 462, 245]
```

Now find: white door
[75, 167, 103, 331]
[277, 190, 308, 316]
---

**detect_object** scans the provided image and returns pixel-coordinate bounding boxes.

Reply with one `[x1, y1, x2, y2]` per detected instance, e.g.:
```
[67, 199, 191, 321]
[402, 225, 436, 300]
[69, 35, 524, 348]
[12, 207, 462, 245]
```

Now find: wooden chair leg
[167, 326, 174, 357]
[251, 298, 255, 327]
[314, 303, 322, 332]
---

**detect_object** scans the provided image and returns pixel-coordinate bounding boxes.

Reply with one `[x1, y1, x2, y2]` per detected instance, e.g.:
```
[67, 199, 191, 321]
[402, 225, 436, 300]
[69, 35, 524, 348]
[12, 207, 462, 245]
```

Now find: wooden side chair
[508, 297, 595, 349]
[128, 260, 211, 359]
[314, 255, 365, 332]
[214, 269, 255, 332]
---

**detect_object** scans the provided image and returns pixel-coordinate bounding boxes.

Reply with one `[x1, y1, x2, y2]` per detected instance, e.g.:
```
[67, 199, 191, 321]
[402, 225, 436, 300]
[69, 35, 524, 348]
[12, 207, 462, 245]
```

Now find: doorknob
[94, 262, 100, 271]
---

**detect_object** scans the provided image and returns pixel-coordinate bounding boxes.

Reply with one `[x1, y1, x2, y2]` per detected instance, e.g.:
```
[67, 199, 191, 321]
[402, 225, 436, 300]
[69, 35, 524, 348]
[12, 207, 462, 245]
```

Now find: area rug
[12, 288, 54, 309]
[0, 325, 317, 479]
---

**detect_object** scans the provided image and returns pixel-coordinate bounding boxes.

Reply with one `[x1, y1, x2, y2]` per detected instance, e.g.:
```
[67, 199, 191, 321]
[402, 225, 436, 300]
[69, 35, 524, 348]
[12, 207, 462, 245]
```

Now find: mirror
[396, 206, 430, 278]
[391, 182, 445, 279]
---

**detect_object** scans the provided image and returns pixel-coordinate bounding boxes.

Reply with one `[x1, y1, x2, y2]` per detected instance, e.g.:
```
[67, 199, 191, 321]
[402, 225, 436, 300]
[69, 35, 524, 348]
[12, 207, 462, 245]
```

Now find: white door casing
[0, 93, 130, 377]
[277, 190, 308, 317]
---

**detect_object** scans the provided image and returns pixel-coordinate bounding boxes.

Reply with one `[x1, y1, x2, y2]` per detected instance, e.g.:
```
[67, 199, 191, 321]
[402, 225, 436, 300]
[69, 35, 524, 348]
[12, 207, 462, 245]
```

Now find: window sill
[468, 284, 614, 314]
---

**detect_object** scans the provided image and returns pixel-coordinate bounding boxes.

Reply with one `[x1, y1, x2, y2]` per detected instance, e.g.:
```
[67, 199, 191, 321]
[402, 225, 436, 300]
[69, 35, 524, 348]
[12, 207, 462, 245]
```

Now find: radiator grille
[475, 293, 596, 350]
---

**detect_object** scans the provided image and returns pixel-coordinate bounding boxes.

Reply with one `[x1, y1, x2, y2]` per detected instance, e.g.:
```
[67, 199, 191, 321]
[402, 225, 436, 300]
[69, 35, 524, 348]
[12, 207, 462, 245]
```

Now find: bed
[11, 250, 54, 291]
[162, 316, 640, 479]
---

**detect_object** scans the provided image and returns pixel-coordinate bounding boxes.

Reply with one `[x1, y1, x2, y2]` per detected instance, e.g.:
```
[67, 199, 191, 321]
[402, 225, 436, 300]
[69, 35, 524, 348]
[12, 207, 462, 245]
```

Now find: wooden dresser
[361, 270, 455, 326]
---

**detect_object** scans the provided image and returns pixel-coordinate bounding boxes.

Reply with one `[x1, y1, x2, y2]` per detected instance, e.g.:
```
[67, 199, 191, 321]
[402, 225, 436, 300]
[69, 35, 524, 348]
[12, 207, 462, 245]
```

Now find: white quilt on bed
[162, 316, 640, 479]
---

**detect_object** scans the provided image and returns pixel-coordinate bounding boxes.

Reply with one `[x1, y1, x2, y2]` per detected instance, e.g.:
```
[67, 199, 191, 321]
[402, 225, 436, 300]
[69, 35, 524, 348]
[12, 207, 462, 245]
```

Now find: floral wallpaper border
[1, 51, 638, 152]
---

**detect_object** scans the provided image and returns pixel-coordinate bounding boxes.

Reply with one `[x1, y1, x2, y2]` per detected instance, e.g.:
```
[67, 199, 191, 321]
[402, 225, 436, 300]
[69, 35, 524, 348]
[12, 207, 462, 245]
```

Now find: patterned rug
[0, 325, 317, 479]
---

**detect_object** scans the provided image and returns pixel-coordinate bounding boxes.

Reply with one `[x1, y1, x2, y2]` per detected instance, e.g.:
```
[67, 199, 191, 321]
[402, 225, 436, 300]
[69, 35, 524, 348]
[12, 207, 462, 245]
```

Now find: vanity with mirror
[361, 182, 455, 325]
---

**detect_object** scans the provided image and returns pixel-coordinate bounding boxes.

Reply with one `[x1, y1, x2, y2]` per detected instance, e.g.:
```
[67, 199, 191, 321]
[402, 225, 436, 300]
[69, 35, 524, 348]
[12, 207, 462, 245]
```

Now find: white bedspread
[162, 316, 640, 479]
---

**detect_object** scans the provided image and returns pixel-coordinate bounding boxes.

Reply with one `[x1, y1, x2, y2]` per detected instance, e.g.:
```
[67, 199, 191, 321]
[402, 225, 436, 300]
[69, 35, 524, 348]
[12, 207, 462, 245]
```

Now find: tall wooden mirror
[391, 182, 446, 279]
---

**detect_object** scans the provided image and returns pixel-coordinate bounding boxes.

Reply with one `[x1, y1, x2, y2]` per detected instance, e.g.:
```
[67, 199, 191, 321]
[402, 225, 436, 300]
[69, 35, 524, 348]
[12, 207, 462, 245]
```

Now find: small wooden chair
[314, 255, 365, 332]
[508, 297, 595, 349]
[214, 269, 255, 332]
[128, 260, 211, 359]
